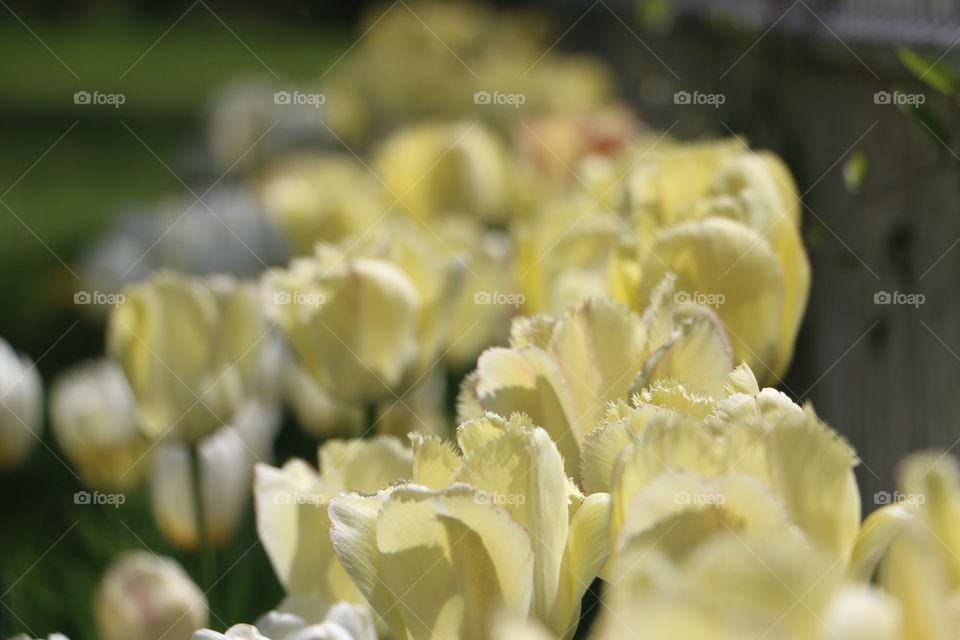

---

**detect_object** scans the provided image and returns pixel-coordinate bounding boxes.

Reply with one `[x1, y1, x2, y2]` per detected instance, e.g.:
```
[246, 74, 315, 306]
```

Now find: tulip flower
[0, 337, 42, 470]
[95, 551, 208, 640]
[328, 414, 610, 640]
[255, 154, 386, 257]
[254, 436, 413, 606]
[49, 359, 148, 491]
[269, 247, 420, 405]
[513, 209, 626, 316]
[849, 452, 960, 637]
[583, 364, 860, 559]
[624, 140, 810, 382]
[373, 121, 516, 223]
[108, 272, 273, 443]
[193, 602, 376, 640]
[151, 402, 280, 550]
[458, 278, 734, 478]
[594, 528, 902, 640]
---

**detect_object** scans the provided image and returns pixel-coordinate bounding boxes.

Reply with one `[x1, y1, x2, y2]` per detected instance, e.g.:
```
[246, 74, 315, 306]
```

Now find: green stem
[189, 444, 216, 617]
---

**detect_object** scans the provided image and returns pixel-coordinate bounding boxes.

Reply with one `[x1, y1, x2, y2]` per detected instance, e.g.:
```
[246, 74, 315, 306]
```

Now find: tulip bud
[269, 248, 420, 404]
[373, 121, 515, 223]
[95, 551, 208, 640]
[50, 359, 148, 490]
[0, 337, 43, 470]
[108, 272, 270, 443]
[151, 402, 280, 550]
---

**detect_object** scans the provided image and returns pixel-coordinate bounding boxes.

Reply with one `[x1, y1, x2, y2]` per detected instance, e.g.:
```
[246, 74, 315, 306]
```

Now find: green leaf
[843, 151, 868, 193]
[897, 46, 959, 96]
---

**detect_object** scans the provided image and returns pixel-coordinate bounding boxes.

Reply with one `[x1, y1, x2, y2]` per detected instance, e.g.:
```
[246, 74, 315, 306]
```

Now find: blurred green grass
[0, 11, 348, 638]
[0, 9, 349, 360]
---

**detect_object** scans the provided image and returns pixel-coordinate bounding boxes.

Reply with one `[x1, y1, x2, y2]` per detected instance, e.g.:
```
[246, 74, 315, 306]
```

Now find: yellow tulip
[108, 272, 272, 442]
[49, 359, 148, 491]
[854, 452, 960, 638]
[0, 336, 43, 470]
[458, 277, 733, 479]
[624, 140, 810, 382]
[373, 121, 515, 223]
[254, 436, 413, 606]
[328, 414, 610, 640]
[95, 551, 208, 640]
[255, 153, 386, 257]
[584, 364, 860, 558]
[269, 247, 421, 404]
[595, 529, 902, 640]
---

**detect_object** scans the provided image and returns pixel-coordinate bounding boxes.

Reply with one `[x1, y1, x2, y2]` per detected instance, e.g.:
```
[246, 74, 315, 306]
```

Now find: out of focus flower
[9, 634, 70, 640]
[513, 208, 627, 315]
[206, 77, 332, 174]
[329, 414, 609, 639]
[852, 452, 960, 636]
[108, 272, 272, 442]
[81, 187, 286, 299]
[0, 337, 42, 470]
[281, 359, 364, 439]
[458, 278, 733, 478]
[373, 121, 516, 223]
[49, 359, 148, 491]
[594, 530, 901, 640]
[589, 383, 860, 561]
[254, 437, 412, 606]
[193, 602, 376, 640]
[150, 402, 280, 551]
[588, 367, 875, 639]
[95, 551, 208, 640]
[269, 247, 420, 405]
[625, 139, 810, 382]
[322, 2, 614, 137]
[433, 218, 514, 369]
[254, 154, 385, 257]
[514, 106, 640, 195]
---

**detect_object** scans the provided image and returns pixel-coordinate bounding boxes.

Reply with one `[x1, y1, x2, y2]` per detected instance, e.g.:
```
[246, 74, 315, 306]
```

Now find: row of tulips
[0, 3, 943, 640]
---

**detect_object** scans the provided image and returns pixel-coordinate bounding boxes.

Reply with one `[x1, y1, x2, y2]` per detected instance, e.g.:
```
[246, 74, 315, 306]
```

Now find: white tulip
[49, 359, 147, 490]
[0, 337, 42, 470]
[150, 402, 280, 550]
[95, 551, 208, 640]
[193, 601, 376, 640]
